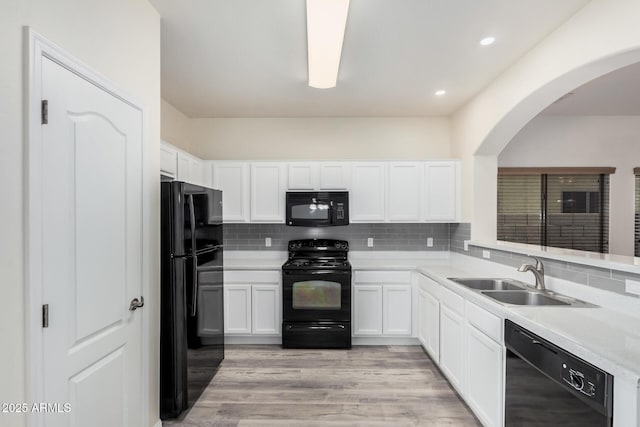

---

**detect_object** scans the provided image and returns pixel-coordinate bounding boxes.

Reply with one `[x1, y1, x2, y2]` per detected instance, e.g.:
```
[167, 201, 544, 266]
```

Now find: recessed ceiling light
[480, 36, 496, 46]
[435, 90, 446, 96]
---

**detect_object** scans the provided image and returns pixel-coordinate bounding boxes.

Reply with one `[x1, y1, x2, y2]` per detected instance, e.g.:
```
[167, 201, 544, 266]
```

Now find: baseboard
[352, 337, 420, 346]
[225, 335, 282, 345]
[154, 419, 163, 427]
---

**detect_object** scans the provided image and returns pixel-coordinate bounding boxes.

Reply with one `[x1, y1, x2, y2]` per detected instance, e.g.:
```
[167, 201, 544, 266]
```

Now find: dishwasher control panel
[561, 364, 597, 397]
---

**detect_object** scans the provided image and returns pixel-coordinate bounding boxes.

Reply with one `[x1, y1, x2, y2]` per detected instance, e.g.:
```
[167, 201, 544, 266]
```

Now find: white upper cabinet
[423, 161, 460, 222]
[212, 162, 250, 222]
[288, 162, 318, 190]
[387, 162, 422, 221]
[190, 157, 204, 185]
[177, 151, 191, 182]
[351, 162, 386, 222]
[160, 142, 178, 178]
[319, 162, 350, 190]
[287, 162, 350, 190]
[250, 163, 286, 222]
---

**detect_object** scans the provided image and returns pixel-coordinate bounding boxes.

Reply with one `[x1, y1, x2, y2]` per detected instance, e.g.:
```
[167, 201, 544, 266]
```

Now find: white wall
[450, 0, 640, 241]
[161, 98, 193, 152]
[0, 1, 160, 426]
[189, 117, 451, 160]
[499, 115, 640, 256]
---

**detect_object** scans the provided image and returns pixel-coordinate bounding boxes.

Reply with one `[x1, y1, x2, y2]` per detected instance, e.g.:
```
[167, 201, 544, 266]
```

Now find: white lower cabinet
[224, 285, 252, 334]
[416, 272, 504, 426]
[439, 303, 465, 393]
[224, 271, 281, 336]
[466, 322, 503, 427]
[353, 271, 412, 337]
[353, 285, 383, 335]
[251, 285, 280, 334]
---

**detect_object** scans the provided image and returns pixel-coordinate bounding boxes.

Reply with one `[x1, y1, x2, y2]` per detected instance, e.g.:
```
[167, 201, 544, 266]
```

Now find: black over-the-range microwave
[285, 191, 349, 227]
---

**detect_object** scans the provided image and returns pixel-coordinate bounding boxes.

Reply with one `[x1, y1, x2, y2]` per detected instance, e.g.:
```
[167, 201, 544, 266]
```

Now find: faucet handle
[530, 256, 544, 273]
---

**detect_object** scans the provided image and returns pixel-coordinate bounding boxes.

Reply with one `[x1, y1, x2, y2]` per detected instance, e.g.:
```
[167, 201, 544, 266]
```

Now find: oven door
[282, 270, 351, 322]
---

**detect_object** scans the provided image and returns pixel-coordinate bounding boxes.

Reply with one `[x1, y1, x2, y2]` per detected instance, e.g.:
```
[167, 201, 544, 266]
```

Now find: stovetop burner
[282, 239, 351, 271]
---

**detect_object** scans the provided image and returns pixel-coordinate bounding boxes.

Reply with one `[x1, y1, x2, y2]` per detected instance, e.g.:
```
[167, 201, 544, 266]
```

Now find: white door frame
[25, 27, 152, 427]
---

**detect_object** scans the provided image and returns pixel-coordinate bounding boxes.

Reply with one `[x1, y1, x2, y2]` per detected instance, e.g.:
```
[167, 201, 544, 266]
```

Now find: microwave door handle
[329, 200, 335, 225]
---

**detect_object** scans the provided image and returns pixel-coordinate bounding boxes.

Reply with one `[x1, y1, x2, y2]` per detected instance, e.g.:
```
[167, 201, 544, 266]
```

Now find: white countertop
[415, 255, 640, 385]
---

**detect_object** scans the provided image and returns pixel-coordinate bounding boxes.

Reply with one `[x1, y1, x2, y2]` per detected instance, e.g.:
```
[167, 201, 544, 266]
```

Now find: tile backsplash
[224, 223, 453, 251]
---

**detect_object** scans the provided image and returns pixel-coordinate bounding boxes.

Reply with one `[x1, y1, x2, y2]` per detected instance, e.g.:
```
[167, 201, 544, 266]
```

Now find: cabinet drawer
[465, 301, 501, 343]
[440, 286, 464, 316]
[224, 270, 280, 284]
[354, 270, 411, 284]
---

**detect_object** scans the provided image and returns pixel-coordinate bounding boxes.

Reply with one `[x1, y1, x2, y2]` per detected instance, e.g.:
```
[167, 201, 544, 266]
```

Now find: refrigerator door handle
[191, 255, 198, 317]
[186, 194, 199, 317]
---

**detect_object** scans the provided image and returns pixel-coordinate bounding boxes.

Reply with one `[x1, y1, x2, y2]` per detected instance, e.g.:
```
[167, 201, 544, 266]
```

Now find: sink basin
[481, 290, 569, 306]
[448, 278, 525, 291]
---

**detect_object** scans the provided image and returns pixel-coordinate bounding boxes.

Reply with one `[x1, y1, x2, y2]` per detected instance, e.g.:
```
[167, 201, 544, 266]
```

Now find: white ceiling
[542, 62, 640, 115]
[150, 0, 590, 118]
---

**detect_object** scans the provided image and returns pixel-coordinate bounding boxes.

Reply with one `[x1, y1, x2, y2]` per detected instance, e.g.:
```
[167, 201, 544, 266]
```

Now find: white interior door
[41, 56, 143, 427]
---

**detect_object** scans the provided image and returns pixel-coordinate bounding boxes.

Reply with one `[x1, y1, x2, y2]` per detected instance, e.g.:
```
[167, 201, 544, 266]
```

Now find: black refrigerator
[160, 181, 224, 420]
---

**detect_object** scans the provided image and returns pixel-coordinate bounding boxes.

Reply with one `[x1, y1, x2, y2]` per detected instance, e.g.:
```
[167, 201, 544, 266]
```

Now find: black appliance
[282, 239, 352, 348]
[285, 191, 349, 227]
[505, 320, 613, 426]
[160, 181, 224, 419]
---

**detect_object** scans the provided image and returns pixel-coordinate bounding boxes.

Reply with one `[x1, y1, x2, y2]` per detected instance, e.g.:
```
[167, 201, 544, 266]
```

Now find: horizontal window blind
[497, 173, 609, 254]
[497, 175, 542, 245]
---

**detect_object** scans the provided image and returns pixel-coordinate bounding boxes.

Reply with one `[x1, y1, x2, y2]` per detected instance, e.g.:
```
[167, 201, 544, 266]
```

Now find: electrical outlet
[265, 237, 271, 247]
[367, 237, 374, 247]
[482, 250, 491, 259]
[626, 279, 640, 296]
[464, 240, 470, 251]
[427, 237, 433, 247]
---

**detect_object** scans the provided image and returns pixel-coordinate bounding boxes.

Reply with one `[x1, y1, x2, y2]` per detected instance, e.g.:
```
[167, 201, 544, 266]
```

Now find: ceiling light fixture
[306, 0, 350, 89]
[480, 36, 496, 46]
[435, 90, 446, 96]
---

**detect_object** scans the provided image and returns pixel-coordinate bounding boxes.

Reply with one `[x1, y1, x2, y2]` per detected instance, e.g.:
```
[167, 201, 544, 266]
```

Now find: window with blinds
[498, 170, 610, 254]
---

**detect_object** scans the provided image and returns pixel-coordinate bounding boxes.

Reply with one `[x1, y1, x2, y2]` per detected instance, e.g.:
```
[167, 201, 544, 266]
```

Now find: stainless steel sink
[481, 290, 569, 306]
[447, 278, 526, 291]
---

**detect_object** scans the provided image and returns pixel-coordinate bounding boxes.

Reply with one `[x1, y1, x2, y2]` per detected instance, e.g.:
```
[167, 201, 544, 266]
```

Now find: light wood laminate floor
[164, 345, 481, 427]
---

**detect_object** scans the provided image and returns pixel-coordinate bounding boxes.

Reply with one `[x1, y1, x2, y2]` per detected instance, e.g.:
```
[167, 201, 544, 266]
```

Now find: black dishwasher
[505, 320, 613, 426]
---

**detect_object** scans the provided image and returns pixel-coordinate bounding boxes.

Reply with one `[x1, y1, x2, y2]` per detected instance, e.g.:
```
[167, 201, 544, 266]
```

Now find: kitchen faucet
[518, 257, 546, 291]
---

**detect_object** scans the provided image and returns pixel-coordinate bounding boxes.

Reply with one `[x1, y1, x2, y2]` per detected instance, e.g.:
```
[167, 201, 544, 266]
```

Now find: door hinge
[41, 100, 48, 124]
[42, 304, 49, 328]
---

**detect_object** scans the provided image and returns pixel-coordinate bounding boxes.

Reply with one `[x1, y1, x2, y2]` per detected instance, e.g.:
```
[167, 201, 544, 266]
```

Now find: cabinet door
[417, 288, 427, 346]
[177, 152, 192, 183]
[424, 290, 440, 362]
[251, 163, 286, 222]
[388, 162, 422, 221]
[466, 324, 503, 427]
[160, 142, 177, 178]
[288, 162, 318, 190]
[212, 162, 250, 222]
[440, 304, 465, 393]
[224, 285, 252, 334]
[319, 162, 350, 190]
[424, 162, 459, 221]
[382, 285, 412, 336]
[351, 162, 386, 221]
[252, 285, 280, 335]
[353, 285, 383, 335]
[190, 157, 204, 186]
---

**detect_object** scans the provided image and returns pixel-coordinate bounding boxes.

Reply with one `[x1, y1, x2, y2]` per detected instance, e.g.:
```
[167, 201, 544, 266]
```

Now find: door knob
[129, 296, 144, 311]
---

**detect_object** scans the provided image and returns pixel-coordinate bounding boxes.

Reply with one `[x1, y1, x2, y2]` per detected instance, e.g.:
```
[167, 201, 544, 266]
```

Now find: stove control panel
[288, 239, 349, 252]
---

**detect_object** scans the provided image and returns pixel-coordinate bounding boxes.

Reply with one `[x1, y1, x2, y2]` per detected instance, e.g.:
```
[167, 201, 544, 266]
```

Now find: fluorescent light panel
[306, 0, 350, 89]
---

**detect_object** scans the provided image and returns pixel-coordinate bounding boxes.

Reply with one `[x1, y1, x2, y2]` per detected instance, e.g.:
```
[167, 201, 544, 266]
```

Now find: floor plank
[164, 345, 481, 427]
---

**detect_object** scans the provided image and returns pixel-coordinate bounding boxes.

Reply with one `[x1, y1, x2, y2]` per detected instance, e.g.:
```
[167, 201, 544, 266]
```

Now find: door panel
[42, 56, 143, 426]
